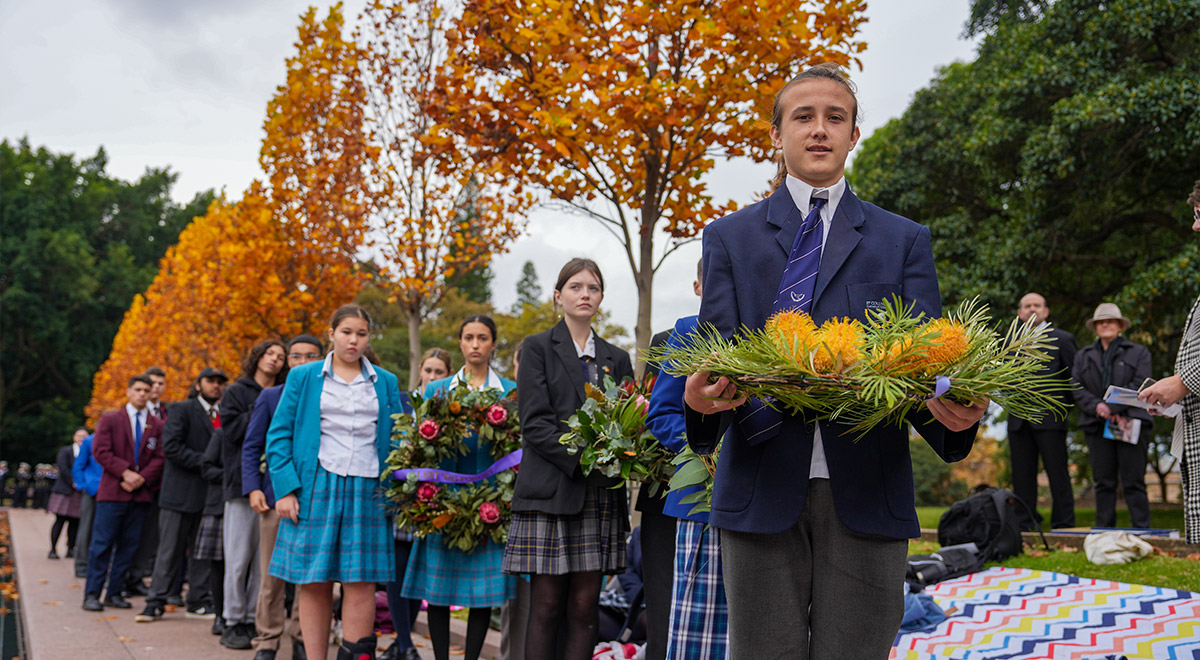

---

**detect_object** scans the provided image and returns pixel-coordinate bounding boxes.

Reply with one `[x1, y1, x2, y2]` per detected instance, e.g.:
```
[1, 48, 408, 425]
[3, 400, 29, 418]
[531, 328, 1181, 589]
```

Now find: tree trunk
[406, 308, 423, 390]
[633, 210, 656, 377]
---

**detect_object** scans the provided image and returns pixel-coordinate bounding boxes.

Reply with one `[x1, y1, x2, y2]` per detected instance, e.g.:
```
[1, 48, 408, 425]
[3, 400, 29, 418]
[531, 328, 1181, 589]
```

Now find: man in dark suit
[83, 374, 166, 611]
[137, 367, 228, 622]
[682, 65, 984, 659]
[1006, 292, 1077, 530]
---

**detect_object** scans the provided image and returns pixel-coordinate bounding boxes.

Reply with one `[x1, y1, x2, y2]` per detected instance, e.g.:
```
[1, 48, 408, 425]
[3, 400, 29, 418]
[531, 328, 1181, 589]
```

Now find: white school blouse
[316, 353, 380, 478]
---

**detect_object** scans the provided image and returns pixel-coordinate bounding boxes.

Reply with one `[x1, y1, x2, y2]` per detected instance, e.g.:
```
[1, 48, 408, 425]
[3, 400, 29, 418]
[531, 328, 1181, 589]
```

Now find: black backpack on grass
[936, 487, 1047, 563]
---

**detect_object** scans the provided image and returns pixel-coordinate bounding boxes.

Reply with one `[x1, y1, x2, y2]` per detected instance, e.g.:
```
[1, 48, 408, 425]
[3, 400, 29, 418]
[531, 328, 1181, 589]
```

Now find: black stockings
[50, 514, 78, 553]
[526, 571, 602, 660]
[426, 605, 491, 660]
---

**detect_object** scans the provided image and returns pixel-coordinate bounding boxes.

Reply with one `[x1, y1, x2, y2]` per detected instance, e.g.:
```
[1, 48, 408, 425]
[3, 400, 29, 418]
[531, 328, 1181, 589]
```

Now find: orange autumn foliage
[87, 6, 371, 421]
[360, 0, 532, 387]
[429, 0, 867, 359]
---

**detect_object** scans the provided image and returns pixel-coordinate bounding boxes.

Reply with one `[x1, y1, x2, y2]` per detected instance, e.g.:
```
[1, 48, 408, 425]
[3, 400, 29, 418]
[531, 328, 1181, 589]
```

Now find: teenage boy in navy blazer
[682, 64, 985, 659]
[83, 374, 166, 611]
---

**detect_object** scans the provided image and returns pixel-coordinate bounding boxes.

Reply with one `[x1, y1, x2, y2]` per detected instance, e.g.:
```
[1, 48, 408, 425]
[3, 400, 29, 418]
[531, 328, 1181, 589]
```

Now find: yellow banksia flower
[766, 310, 818, 365]
[874, 336, 925, 375]
[918, 319, 970, 373]
[811, 317, 864, 374]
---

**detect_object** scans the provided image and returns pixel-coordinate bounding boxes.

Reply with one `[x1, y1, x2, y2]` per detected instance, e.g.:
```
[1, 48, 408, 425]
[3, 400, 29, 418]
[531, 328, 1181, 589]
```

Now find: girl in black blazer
[502, 258, 634, 660]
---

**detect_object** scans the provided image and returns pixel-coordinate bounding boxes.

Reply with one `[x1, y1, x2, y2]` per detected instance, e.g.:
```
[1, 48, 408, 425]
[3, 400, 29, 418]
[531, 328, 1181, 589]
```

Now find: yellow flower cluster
[766, 310, 971, 377]
[766, 311, 863, 374]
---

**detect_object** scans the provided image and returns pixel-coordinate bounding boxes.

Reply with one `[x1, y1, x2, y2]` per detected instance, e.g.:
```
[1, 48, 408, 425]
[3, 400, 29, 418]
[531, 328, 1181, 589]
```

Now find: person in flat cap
[137, 366, 227, 622]
[1072, 303, 1152, 528]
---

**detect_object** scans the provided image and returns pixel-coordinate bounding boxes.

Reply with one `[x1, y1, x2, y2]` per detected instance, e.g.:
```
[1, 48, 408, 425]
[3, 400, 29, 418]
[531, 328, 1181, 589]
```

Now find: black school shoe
[103, 594, 133, 609]
[220, 622, 253, 650]
[135, 603, 164, 622]
[212, 615, 226, 635]
[82, 594, 104, 611]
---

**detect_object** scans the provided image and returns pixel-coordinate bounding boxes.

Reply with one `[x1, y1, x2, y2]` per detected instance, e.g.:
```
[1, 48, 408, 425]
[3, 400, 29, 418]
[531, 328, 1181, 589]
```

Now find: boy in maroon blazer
[83, 374, 166, 611]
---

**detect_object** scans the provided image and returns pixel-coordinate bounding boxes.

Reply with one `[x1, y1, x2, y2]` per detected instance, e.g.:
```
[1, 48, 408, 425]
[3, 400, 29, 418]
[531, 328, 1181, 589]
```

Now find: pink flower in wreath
[485, 404, 508, 426]
[416, 482, 440, 503]
[418, 419, 440, 440]
[635, 395, 649, 415]
[479, 501, 501, 524]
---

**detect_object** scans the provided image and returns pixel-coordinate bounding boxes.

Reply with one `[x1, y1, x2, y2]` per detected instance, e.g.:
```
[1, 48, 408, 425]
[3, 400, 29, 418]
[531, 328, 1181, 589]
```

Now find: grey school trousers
[222, 498, 261, 624]
[721, 478, 907, 660]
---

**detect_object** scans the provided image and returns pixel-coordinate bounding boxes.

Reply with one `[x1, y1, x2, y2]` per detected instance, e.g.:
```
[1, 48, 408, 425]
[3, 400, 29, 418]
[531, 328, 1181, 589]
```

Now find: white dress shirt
[782, 174, 849, 481]
[447, 366, 505, 392]
[317, 354, 381, 478]
[125, 403, 147, 441]
[573, 330, 597, 358]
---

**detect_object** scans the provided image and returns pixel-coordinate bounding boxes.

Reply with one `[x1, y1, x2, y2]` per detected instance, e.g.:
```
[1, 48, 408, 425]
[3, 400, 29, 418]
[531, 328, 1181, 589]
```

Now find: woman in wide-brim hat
[1072, 302, 1153, 528]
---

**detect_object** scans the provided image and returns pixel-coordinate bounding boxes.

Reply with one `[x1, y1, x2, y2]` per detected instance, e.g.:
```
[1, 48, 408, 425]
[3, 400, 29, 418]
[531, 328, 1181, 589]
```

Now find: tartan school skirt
[502, 485, 628, 576]
[401, 535, 515, 608]
[48, 491, 81, 518]
[193, 514, 224, 561]
[269, 467, 395, 585]
[666, 518, 729, 660]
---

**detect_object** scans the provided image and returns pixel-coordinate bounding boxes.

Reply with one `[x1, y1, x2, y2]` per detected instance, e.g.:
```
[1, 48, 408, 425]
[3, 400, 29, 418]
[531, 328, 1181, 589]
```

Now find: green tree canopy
[850, 0, 1200, 361]
[0, 138, 213, 462]
[513, 260, 543, 312]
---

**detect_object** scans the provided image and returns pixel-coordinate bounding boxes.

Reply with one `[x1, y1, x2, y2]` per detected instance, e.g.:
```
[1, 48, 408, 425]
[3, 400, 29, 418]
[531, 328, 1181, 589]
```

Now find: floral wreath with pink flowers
[383, 386, 521, 553]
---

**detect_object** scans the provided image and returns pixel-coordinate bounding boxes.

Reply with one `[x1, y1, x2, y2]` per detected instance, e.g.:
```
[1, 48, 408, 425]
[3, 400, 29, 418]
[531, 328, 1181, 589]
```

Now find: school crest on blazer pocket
[845, 282, 901, 323]
[146, 436, 158, 450]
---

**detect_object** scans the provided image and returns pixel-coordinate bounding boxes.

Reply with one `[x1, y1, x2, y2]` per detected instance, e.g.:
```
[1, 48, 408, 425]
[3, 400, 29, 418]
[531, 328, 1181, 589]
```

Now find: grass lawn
[915, 506, 1185, 532]
[909, 505, 1200, 593]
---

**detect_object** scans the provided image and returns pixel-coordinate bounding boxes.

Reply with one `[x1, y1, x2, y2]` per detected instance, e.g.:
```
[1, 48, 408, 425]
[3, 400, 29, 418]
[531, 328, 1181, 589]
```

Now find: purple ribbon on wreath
[920, 375, 952, 401]
[392, 450, 522, 484]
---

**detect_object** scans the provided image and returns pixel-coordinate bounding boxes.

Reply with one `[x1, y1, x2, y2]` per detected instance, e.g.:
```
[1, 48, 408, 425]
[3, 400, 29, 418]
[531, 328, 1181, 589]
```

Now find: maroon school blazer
[91, 407, 165, 503]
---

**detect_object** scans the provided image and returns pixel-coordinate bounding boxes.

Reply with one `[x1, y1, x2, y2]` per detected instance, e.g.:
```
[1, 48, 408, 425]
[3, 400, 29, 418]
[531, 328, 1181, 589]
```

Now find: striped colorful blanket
[891, 566, 1200, 660]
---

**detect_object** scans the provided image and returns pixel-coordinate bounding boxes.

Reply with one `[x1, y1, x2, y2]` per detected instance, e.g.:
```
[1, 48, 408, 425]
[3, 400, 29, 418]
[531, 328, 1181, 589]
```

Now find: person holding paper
[1072, 303, 1152, 528]
[1138, 180, 1200, 543]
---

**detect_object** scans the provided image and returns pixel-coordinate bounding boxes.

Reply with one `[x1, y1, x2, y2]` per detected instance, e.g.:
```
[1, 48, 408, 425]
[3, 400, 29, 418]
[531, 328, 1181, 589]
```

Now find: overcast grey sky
[0, 0, 980, 343]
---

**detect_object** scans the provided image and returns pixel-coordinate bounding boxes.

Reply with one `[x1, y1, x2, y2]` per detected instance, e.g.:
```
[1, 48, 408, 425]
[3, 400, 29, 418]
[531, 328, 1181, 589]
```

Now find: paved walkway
[7, 507, 499, 659]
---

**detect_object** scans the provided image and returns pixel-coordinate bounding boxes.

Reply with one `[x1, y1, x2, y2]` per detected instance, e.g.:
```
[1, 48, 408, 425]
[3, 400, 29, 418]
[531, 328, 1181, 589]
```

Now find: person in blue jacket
[402, 315, 516, 660]
[266, 304, 403, 660]
[646, 265, 730, 660]
[72, 429, 104, 579]
[242, 334, 324, 660]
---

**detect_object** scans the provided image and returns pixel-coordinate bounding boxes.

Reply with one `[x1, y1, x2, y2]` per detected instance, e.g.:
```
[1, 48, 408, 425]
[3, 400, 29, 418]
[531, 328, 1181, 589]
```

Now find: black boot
[337, 635, 377, 660]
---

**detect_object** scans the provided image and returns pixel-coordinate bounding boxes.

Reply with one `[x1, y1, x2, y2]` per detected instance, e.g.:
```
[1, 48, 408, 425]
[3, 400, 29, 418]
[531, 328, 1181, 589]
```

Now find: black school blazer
[512, 320, 635, 515]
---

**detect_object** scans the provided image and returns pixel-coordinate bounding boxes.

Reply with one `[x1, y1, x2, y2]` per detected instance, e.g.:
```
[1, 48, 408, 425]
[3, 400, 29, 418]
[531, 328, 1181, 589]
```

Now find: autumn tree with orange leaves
[88, 6, 373, 417]
[432, 0, 867, 365]
[361, 0, 533, 388]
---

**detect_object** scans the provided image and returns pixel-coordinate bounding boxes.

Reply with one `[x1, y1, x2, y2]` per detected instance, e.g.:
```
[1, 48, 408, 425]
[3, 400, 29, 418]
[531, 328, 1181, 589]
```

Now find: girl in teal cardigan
[266, 304, 403, 660]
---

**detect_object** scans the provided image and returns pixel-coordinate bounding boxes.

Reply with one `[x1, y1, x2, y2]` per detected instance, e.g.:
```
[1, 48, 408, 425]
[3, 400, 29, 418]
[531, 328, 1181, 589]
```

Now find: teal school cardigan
[266, 359, 403, 519]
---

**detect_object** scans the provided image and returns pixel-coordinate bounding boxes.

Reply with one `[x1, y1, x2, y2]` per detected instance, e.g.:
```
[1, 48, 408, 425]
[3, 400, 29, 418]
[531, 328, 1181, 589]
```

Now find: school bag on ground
[905, 543, 986, 588]
[936, 487, 1048, 563]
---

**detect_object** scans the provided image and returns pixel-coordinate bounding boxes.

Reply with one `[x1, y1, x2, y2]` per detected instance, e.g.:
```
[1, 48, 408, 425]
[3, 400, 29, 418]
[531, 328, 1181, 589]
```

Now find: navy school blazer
[686, 185, 979, 539]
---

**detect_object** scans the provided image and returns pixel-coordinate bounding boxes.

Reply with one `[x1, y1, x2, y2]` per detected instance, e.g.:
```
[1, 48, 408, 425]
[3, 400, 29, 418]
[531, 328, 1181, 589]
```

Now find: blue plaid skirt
[666, 518, 729, 660]
[401, 535, 515, 608]
[269, 468, 395, 584]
